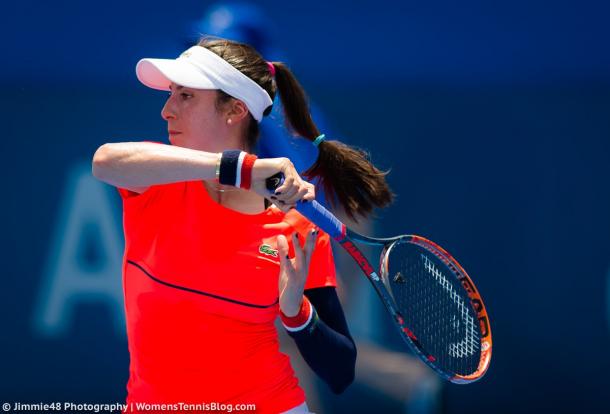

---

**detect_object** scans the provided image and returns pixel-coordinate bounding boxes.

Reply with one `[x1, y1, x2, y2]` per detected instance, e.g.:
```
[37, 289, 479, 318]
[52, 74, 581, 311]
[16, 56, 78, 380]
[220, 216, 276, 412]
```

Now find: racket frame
[346, 229, 492, 383]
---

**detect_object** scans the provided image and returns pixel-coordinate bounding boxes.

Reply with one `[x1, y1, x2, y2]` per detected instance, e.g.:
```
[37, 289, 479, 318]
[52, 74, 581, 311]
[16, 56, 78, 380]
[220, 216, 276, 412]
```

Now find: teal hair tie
[312, 134, 326, 147]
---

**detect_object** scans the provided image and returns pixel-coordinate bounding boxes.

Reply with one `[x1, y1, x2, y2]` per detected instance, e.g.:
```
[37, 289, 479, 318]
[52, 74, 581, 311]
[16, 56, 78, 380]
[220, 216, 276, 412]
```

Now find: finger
[303, 227, 317, 262]
[277, 235, 293, 269]
[284, 185, 309, 205]
[276, 180, 299, 201]
[272, 200, 293, 213]
[304, 230, 317, 275]
[292, 232, 305, 270]
[302, 183, 316, 202]
[273, 175, 294, 196]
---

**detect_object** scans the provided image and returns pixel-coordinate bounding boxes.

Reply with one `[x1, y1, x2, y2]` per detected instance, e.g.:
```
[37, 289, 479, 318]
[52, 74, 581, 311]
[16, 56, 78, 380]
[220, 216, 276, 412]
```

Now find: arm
[284, 286, 357, 394]
[91, 141, 219, 190]
[91, 142, 313, 209]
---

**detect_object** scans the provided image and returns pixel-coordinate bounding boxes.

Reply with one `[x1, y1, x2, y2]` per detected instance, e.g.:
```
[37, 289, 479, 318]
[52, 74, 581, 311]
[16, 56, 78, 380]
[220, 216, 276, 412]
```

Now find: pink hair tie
[266, 61, 276, 77]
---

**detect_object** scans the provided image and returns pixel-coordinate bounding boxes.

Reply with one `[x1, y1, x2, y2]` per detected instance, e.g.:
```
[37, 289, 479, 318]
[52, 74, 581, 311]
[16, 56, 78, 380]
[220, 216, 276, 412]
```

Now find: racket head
[380, 235, 492, 384]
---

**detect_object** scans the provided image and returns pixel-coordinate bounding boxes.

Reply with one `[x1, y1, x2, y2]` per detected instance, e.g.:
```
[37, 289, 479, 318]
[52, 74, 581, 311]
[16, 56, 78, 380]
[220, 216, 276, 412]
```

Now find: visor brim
[136, 58, 217, 91]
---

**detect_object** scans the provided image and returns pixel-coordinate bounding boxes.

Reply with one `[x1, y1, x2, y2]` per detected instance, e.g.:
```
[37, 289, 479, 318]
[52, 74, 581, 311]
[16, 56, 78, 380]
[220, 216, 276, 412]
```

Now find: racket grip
[297, 200, 345, 240]
[265, 172, 345, 240]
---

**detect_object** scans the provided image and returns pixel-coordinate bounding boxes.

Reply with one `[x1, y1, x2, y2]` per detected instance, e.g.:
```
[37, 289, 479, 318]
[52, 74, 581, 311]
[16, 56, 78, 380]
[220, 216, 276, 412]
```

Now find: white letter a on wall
[33, 161, 125, 337]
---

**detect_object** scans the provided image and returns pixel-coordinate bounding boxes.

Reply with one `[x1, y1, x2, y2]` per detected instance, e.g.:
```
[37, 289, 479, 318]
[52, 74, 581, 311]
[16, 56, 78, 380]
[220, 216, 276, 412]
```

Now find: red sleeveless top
[118, 178, 336, 413]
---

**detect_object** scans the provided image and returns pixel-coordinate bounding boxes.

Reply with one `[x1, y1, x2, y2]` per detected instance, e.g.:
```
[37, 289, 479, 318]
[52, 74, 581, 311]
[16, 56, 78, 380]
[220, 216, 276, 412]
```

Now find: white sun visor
[136, 46, 273, 122]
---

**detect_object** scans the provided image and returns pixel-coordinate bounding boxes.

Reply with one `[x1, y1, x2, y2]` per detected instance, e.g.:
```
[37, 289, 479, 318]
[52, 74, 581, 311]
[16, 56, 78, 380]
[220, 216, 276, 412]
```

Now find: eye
[167, 91, 193, 99]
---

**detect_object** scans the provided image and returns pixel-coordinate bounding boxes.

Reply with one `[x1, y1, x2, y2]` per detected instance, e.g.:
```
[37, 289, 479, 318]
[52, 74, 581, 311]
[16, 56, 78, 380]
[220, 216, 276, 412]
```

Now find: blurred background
[2, 0, 610, 413]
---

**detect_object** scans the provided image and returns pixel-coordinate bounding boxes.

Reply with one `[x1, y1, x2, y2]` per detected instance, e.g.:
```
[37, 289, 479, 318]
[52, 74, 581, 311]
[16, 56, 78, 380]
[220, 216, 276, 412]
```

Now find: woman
[92, 38, 393, 414]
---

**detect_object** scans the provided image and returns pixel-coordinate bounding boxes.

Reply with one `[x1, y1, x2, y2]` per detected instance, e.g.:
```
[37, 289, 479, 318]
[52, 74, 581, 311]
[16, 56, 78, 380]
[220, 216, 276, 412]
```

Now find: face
[161, 83, 235, 152]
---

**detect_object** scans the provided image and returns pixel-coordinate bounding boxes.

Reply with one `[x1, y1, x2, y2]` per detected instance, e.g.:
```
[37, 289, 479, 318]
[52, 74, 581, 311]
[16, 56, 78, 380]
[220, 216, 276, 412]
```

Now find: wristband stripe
[240, 154, 257, 190]
[235, 151, 246, 188]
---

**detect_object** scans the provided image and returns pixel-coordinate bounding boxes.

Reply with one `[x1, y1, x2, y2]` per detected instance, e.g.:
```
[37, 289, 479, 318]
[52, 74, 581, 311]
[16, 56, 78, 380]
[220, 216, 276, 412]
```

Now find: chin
[169, 136, 183, 146]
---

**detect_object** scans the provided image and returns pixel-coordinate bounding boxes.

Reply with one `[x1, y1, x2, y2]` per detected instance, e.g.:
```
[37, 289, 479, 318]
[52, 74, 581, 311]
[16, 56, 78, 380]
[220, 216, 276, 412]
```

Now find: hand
[277, 228, 318, 317]
[250, 157, 315, 213]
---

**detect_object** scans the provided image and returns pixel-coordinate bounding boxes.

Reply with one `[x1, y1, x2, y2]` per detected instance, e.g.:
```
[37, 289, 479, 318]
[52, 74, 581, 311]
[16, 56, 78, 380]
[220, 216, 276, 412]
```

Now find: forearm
[289, 312, 357, 394]
[284, 287, 357, 394]
[92, 141, 219, 188]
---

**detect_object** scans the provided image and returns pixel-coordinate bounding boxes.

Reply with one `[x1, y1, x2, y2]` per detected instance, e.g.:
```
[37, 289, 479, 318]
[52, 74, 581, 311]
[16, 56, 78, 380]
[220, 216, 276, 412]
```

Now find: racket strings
[388, 243, 481, 376]
[421, 255, 478, 359]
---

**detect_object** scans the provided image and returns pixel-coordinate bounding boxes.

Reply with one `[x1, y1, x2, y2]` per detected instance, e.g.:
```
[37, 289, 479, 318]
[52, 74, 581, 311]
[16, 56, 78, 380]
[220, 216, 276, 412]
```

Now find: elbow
[91, 143, 114, 180]
[329, 371, 355, 395]
[329, 345, 357, 394]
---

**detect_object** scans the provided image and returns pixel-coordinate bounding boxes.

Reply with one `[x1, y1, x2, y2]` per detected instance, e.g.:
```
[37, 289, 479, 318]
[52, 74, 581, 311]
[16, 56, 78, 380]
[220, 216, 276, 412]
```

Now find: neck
[203, 181, 268, 214]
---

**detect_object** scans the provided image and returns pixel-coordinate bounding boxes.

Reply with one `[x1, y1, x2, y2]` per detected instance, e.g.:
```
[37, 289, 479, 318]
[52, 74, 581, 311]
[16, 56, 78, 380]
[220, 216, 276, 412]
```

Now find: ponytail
[199, 37, 394, 222]
[272, 62, 394, 222]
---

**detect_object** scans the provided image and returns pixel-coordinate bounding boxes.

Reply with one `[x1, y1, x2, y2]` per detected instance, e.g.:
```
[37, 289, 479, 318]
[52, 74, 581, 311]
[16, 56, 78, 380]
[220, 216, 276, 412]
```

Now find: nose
[161, 95, 176, 120]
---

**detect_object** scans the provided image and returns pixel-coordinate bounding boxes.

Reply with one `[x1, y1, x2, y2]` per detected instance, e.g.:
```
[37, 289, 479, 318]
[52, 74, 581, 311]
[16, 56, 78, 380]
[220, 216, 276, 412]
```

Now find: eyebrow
[168, 84, 184, 91]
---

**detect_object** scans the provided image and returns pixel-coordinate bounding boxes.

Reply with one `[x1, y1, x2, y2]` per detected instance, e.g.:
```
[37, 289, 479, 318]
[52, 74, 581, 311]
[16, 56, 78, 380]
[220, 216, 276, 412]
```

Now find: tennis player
[92, 38, 393, 414]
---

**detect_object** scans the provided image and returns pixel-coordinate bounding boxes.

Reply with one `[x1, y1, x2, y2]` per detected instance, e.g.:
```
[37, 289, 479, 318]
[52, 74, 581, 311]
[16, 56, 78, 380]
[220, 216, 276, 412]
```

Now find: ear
[227, 99, 250, 123]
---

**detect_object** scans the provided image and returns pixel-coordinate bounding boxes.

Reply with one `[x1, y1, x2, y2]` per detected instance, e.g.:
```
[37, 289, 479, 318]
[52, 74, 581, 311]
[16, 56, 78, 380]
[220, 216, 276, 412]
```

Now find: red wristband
[239, 153, 258, 190]
[280, 296, 313, 332]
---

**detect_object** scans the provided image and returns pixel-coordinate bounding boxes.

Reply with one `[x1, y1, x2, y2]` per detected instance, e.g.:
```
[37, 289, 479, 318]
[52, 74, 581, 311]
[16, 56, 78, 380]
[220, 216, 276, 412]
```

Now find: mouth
[168, 130, 182, 135]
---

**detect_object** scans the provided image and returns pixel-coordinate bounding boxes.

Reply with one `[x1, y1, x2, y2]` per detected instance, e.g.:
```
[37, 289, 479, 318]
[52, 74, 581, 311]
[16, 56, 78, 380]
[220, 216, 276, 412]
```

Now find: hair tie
[312, 134, 326, 147]
[266, 61, 276, 77]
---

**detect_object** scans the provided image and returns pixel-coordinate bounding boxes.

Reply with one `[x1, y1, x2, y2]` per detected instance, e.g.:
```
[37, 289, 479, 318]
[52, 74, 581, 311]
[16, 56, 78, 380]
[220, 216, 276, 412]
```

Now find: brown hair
[200, 37, 394, 222]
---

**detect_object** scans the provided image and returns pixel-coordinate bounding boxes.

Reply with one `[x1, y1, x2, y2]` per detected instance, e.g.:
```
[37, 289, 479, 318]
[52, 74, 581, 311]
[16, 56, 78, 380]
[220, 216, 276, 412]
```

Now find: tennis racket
[266, 174, 492, 384]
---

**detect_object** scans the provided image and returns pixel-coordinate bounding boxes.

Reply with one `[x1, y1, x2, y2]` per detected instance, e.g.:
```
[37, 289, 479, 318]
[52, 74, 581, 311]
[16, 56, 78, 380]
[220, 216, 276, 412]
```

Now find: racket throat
[340, 238, 380, 281]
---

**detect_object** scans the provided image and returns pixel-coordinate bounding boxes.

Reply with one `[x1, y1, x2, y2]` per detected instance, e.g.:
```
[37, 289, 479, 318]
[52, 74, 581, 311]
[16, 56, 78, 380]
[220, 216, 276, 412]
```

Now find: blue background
[2, 1, 609, 413]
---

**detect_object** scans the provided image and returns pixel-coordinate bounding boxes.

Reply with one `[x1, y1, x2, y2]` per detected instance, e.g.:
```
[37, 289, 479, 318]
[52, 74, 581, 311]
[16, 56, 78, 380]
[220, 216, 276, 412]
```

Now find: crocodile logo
[259, 244, 279, 257]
